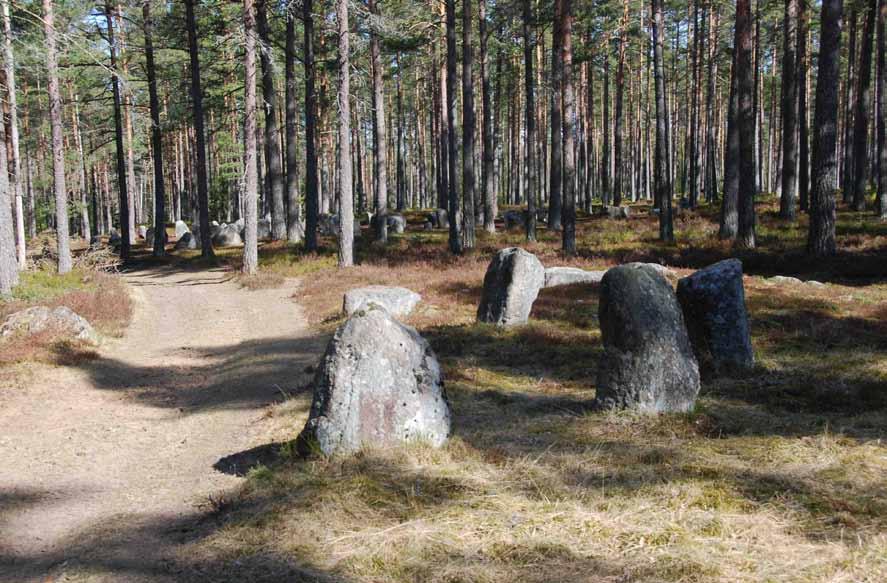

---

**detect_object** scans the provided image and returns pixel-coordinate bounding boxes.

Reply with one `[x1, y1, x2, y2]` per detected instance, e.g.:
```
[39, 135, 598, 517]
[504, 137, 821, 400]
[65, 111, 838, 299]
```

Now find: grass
[170, 198, 887, 582]
[0, 254, 133, 368]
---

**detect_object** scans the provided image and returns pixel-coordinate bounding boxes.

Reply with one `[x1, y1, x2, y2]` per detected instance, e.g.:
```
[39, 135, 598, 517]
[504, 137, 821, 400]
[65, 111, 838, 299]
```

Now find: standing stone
[297, 305, 451, 456]
[138, 225, 148, 239]
[596, 263, 700, 412]
[174, 220, 189, 239]
[174, 232, 198, 250]
[676, 259, 754, 372]
[257, 217, 272, 240]
[477, 247, 545, 326]
[386, 214, 407, 233]
[503, 209, 526, 230]
[212, 224, 243, 247]
[343, 286, 421, 317]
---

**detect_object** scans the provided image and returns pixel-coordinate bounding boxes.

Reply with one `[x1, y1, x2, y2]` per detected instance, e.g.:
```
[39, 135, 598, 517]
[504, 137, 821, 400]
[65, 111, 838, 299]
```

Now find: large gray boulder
[603, 205, 631, 219]
[387, 214, 407, 234]
[212, 224, 243, 247]
[297, 305, 451, 456]
[544, 267, 606, 288]
[503, 209, 526, 230]
[477, 247, 545, 326]
[174, 220, 189, 239]
[677, 259, 754, 373]
[595, 263, 700, 413]
[1, 306, 99, 345]
[343, 286, 421, 318]
[174, 232, 198, 250]
[427, 208, 449, 229]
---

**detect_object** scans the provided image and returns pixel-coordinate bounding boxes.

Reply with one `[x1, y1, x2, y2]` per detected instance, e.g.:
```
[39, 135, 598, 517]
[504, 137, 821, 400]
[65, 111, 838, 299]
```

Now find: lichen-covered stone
[595, 263, 700, 413]
[477, 248, 545, 326]
[543, 267, 606, 288]
[343, 286, 421, 318]
[1, 306, 99, 345]
[297, 305, 450, 456]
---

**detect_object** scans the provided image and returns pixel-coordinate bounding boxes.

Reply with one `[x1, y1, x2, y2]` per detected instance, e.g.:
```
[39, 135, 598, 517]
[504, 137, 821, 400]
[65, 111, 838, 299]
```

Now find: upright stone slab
[477, 247, 545, 326]
[595, 263, 700, 412]
[257, 218, 272, 240]
[174, 220, 189, 239]
[387, 214, 407, 234]
[297, 305, 451, 456]
[343, 286, 421, 317]
[676, 259, 754, 372]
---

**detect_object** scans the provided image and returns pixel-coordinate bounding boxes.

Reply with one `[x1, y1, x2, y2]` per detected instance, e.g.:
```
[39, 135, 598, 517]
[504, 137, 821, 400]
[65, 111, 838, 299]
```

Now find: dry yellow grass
[126, 203, 887, 581]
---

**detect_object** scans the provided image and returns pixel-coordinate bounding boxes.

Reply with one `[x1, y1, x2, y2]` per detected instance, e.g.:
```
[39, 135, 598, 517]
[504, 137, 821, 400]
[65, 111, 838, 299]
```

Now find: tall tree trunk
[721, 50, 740, 239]
[780, 0, 800, 219]
[560, 0, 576, 254]
[807, 0, 843, 255]
[878, 0, 887, 218]
[368, 0, 388, 242]
[843, 9, 858, 200]
[184, 0, 213, 257]
[797, 0, 810, 212]
[285, 4, 301, 241]
[613, 1, 628, 207]
[704, 5, 720, 204]
[337, 0, 354, 267]
[0, 116, 15, 293]
[243, 0, 258, 274]
[3, 0, 24, 267]
[522, 0, 537, 242]
[852, 0, 876, 211]
[256, 0, 286, 239]
[602, 46, 610, 204]
[548, 0, 563, 231]
[479, 0, 495, 233]
[143, 1, 165, 257]
[304, 0, 319, 251]
[736, 0, 757, 248]
[47, 0, 73, 272]
[446, 0, 462, 253]
[462, 0, 477, 248]
[653, 0, 674, 242]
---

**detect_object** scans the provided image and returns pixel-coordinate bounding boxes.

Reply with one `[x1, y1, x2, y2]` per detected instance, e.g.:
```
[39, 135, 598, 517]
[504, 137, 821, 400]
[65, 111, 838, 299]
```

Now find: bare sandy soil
[0, 265, 324, 582]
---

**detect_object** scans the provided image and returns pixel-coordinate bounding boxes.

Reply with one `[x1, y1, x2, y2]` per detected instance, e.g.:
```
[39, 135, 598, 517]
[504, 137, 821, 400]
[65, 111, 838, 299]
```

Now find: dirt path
[0, 265, 324, 582]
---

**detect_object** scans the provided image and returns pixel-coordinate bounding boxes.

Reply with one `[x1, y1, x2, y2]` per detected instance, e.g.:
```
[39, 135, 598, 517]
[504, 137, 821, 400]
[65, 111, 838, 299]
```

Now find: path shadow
[214, 441, 292, 477]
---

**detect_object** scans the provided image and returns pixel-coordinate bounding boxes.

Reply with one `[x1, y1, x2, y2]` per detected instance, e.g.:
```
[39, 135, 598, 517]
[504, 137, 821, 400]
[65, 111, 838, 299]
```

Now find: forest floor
[0, 259, 323, 582]
[1, 198, 885, 582]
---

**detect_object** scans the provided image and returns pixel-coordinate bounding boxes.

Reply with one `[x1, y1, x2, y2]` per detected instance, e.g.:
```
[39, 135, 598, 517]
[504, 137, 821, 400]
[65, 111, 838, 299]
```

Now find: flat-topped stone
[343, 286, 421, 318]
[544, 267, 606, 288]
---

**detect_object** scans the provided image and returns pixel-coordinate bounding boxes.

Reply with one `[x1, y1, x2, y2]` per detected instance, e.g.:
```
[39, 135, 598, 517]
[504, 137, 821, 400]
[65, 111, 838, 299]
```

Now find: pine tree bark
[798, 0, 810, 211]
[143, 0, 165, 257]
[720, 50, 740, 240]
[807, 0, 843, 256]
[852, 0, 876, 211]
[47, 0, 73, 272]
[3, 0, 24, 267]
[878, 0, 887, 218]
[368, 0, 388, 243]
[336, 0, 354, 267]
[653, 0, 674, 242]
[184, 0, 213, 258]
[521, 0, 537, 242]
[736, 0, 757, 248]
[256, 0, 286, 239]
[479, 0, 495, 233]
[285, 4, 301, 241]
[780, 0, 799, 219]
[613, 1, 628, 207]
[304, 0, 319, 251]
[548, 0, 563, 231]
[0, 118, 16, 294]
[446, 0, 462, 253]
[243, 0, 259, 274]
[560, 0, 576, 254]
[462, 0, 477, 248]
[843, 10, 858, 200]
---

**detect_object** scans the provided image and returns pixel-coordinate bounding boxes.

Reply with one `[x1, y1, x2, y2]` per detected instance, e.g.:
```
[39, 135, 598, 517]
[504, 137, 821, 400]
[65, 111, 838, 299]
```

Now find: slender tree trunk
[878, 0, 887, 218]
[798, 0, 810, 211]
[843, 9, 858, 201]
[184, 0, 213, 257]
[479, 0, 495, 233]
[704, 5, 720, 204]
[852, 1, 876, 211]
[462, 0, 477, 248]
[446, 0, 462, 253]
[304, 0, 319, 251]
[0, 117, 15, 293]
[336, 0, 354, 266]
[721, 50, 740, 239]
[521, 0, 537, 242]
[602, 47, 610, 204]
[143, 1, 165, 257]
[243, 0, 259, 274]
[548, 0, 563, 231]
[256, 0, 286, 239]
[285, 5, 301, 241]
[560, 0, 576, 254]
[808, 0, 843, 255]
[47, 0, 73, 271]
[613, 1, 628, 207]
[3, 0, 24, 267]
[780, 0, 800, 219]
[653, 0, 674, 242]
[736, 0, 757, 248]
[368, 0, 388, 243]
